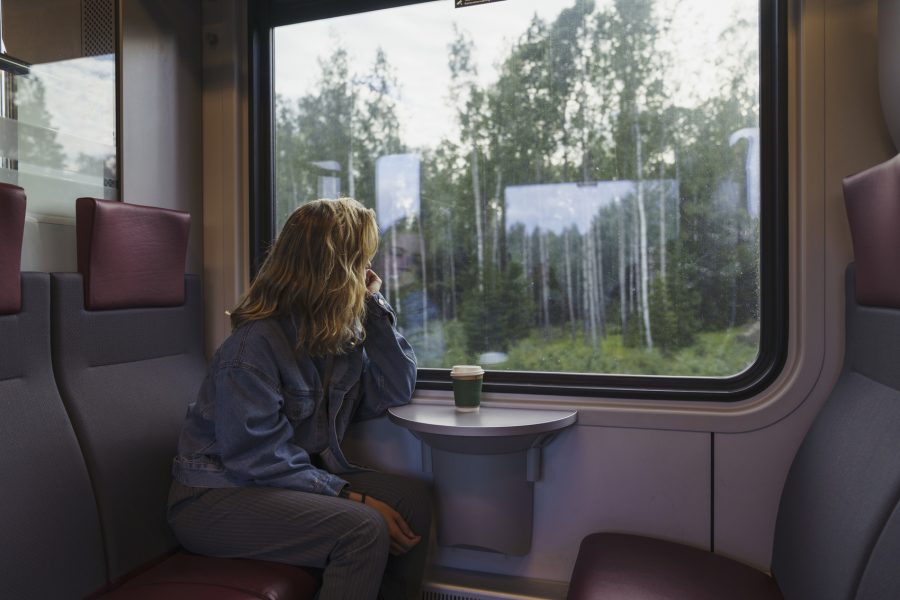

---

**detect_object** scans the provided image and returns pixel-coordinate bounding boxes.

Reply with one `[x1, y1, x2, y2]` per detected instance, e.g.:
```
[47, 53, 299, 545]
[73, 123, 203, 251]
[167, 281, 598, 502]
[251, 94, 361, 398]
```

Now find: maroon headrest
[76, 198, 190, 310]
[843, 154, 900, 308]
[0, 183, 26, 315]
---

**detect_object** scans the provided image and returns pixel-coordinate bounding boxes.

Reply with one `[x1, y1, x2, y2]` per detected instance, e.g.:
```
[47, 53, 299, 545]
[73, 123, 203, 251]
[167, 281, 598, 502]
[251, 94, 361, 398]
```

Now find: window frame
[248, 0, 788, 401]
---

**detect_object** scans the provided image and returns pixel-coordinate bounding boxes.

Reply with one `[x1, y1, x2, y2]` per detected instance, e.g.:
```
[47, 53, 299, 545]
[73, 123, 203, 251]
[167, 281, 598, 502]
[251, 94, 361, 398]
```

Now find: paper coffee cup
[451, 365, 484, 412]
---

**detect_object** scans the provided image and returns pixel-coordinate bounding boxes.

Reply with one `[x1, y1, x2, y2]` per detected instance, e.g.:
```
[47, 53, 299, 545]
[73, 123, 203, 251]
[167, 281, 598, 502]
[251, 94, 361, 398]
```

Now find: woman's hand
[365, 268, 382, 296]
[360, 494, 421, 555]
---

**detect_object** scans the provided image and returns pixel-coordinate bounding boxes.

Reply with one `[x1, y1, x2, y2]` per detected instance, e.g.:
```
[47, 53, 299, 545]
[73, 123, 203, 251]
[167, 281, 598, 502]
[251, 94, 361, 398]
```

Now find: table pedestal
[389, 405, 577, 555]
[433, 449, 533, 555]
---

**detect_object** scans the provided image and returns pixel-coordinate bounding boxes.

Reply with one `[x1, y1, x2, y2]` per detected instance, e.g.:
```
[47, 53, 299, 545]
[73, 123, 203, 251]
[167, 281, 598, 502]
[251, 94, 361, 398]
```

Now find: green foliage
[648, 277, 678, 355]
[440, 320, 471, 367]
[622, 309, 643, 348]
[460, 262, 534, 355]
[498, 324, 758, 377]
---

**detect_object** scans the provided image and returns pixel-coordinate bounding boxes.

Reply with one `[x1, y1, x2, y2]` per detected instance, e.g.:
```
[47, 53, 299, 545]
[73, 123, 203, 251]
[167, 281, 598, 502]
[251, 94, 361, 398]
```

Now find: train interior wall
[15, 0, 898, 588]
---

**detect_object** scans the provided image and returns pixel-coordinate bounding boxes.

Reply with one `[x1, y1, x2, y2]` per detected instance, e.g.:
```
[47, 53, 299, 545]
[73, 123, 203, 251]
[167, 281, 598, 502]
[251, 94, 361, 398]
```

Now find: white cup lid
[451, 365, 484, 377]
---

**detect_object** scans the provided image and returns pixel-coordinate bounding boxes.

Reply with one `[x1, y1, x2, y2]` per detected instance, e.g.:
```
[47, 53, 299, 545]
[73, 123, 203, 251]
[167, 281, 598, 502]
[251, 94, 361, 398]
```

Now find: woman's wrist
[340, 486, 367, 504]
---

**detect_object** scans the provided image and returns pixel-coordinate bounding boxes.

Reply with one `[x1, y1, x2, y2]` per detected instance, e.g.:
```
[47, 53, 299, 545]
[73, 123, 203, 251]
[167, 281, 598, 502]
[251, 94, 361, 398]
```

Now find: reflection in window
[273, 0, 761, 377]
[0, 0, 117, 219]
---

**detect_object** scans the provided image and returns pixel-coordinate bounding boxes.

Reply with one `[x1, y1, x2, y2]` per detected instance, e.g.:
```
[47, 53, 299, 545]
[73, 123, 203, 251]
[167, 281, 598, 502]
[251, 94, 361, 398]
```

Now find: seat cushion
[568, 533, 783, 600]
[98, 553, 320, 600]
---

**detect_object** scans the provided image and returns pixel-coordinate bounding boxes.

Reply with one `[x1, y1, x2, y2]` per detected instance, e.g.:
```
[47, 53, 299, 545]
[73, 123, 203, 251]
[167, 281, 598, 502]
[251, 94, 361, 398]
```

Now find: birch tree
[564, 228, 577, 338]
[594, 217, 606, 336]
[449, 28, 486, 292]
[618, 198, 628, 336]
[471, 148, 485, 292]
[584, 222, 599, 349]
[539, 230, 551, 336]
[634, 119, 652, 349]
[658, 164, 667, 282]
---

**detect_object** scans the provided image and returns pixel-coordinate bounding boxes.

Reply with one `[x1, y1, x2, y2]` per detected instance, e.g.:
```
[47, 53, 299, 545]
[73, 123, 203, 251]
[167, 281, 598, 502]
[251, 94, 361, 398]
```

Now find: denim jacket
[171, 292, 416, 496]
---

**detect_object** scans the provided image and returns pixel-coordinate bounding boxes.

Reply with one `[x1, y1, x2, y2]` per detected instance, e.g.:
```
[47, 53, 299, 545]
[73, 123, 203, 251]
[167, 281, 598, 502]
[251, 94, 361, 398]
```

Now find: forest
[274, 0, 761, 377]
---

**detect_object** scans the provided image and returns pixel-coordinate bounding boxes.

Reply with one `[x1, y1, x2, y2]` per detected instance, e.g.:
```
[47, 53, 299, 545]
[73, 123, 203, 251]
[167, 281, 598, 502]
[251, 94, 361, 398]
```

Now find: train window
[0, 0, 118, 216]
[251, 0, 786, 399]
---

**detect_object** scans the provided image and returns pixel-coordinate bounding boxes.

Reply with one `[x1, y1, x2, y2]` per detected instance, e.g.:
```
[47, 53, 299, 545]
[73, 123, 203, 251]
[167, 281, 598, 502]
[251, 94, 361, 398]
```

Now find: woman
[168, 198, 430, 600]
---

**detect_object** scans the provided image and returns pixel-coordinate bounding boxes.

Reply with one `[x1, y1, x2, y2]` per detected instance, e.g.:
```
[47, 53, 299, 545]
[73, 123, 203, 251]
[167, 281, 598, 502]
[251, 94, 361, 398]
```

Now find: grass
[418, 321, 759, 378]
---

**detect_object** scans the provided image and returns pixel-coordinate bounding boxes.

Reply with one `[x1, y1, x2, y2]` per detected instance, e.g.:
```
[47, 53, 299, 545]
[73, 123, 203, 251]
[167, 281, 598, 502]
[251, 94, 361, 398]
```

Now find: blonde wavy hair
[230, 198, 379, 356]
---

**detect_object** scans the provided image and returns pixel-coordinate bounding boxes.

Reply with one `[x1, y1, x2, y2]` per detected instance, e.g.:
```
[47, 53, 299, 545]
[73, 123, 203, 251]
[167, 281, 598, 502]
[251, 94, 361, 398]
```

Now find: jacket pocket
[283, 389, 316, 426]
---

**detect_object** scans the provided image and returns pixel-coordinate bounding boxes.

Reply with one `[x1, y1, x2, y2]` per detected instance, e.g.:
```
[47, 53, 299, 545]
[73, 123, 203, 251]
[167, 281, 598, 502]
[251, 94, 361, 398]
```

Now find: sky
[275, 0, 562, 149]
[274, 0, 756, 151]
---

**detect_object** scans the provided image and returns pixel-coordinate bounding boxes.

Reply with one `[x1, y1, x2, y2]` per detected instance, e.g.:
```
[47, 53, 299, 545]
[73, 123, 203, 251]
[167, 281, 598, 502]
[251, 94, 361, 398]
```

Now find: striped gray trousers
[167, 471, 432, 600]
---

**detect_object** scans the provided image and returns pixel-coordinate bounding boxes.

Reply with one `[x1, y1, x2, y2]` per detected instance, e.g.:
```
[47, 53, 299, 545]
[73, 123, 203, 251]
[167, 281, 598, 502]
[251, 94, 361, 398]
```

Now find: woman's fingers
[365, 269, 382, 294]
[388, 513, 420, 554]
[367, 495, 420, 554]
[389, 532, 420, 555]
[390, 520, 419, 547]
[395, 514, 416, 539]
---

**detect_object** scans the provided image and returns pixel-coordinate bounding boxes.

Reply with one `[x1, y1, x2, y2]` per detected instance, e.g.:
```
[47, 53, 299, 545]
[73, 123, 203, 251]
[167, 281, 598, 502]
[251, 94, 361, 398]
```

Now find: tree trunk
[631, 204, 638, 318]
[582, 243, 590, 341]
[348, 94, 355, 200]
[389, 228, 400, 312]
[418, 219, 428, 347]
[539, 230, 551, 337]
[524, 230, 532, 325]
[634, 120, 653, 350]
[581, 106, 591, 183]
[348, 148, 355, 199]
[471, 147, 484, 292]
[730, 217, 742, 328]
[522, 228, 530, 280]
[447, 215, 457, 320]
[492, 204, 501, 272]
[434, 228, 446, 322]
[493, 168, 503, 270]
[618, 200, 627, 336]
[658, 163, 667, 283]
[586, 225, 598, 350]
[595, 219, 606, 336]
[674, 147, 681, 240]
[564, 229, 576, 338]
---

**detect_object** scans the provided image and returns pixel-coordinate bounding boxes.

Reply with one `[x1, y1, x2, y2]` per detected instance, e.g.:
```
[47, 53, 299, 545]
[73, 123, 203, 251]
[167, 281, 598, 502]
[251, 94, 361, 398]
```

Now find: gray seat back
[0, 183, 107, 598]
[773, 154, 900, 600]
[772, 266, 900, 600]
[50, 273, 205, 581]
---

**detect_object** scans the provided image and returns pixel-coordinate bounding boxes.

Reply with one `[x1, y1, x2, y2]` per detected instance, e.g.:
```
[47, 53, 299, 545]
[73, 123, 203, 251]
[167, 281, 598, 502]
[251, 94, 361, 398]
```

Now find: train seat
[96, 553, 319, 600]
[568, 154, 900, 600]
[0, 184, 108, 599]
[568, 533, 780, 599]
[50, 198, 318, 599]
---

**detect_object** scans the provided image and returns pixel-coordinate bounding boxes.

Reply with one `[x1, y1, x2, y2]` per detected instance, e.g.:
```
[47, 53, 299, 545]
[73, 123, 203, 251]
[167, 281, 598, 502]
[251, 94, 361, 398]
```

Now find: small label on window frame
[455, 0, 507, 8]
